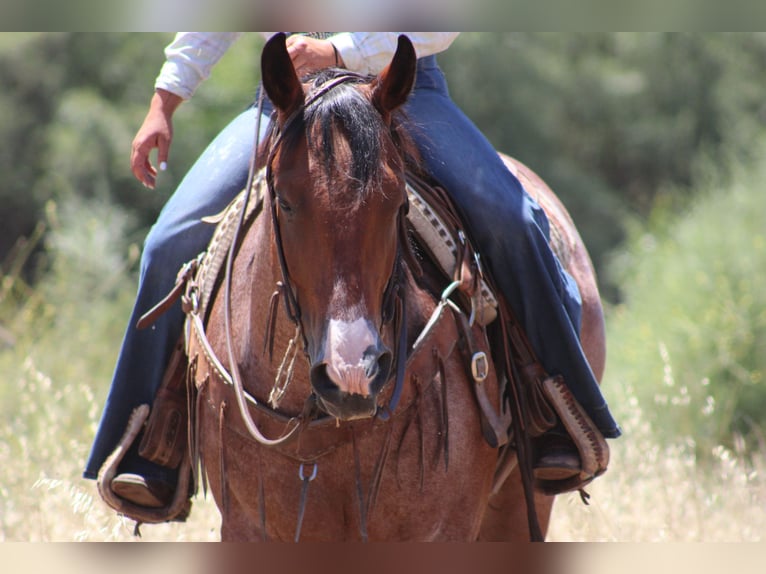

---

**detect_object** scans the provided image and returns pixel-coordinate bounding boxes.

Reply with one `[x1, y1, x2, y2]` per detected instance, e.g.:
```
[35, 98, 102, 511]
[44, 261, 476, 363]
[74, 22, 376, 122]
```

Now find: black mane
[260, 67, 418, 194]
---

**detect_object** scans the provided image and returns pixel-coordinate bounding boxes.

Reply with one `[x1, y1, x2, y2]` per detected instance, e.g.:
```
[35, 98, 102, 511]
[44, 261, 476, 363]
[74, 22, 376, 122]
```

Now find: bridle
[222, 73, 411, 448]
[263, 77, 365, 335]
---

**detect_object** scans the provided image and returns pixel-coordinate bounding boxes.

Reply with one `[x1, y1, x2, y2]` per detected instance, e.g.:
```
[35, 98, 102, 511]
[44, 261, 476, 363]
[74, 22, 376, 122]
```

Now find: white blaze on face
[322, 317, 377, 396]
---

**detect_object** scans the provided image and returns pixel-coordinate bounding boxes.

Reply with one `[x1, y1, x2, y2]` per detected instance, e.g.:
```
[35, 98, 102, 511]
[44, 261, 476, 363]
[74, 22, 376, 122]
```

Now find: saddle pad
[195, 172, 266, 319]
[406, 183, 498, 325]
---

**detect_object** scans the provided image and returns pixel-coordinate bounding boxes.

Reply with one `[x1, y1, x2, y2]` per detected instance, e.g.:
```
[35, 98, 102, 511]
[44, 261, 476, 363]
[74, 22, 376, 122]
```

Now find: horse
[184, 34, 606, 541]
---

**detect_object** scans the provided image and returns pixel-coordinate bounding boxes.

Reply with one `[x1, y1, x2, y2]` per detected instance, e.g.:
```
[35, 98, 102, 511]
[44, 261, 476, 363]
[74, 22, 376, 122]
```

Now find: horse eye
[277, 196, 293, 215]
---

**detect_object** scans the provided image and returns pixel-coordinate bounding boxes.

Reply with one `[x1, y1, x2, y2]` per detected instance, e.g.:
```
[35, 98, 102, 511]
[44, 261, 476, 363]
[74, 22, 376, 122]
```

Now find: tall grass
[1, 183, 765, 541]
[0, 197, 220, 541]
[548, 377, 766, 541]
[3, 344, 763, 541]
[1, 354, 220, 541]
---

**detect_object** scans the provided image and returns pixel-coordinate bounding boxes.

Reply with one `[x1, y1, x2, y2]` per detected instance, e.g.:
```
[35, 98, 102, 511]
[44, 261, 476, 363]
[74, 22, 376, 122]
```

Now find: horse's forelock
[262, 69, 417, 195]
[310, 86, 385, 190]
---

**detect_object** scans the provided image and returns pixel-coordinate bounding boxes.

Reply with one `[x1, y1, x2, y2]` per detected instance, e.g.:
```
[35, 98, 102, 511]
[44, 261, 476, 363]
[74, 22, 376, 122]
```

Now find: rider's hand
[130, 38, 345, 188]
[286, 36, 345, 77]
[130, 88, 183, 189]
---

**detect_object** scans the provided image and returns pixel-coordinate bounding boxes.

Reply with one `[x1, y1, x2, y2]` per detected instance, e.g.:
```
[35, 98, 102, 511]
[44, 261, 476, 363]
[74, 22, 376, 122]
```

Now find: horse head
[260, 33, 417, 420]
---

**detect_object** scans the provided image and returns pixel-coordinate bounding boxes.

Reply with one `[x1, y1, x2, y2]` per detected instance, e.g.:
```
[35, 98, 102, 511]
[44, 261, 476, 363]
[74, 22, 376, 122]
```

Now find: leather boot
[533, 431, 581, 481]
[111, 473, 191, 521]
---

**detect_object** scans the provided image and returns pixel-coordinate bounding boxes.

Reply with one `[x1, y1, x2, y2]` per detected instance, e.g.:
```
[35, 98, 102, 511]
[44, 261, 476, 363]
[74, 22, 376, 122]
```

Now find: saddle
[131, 168, 608, 502]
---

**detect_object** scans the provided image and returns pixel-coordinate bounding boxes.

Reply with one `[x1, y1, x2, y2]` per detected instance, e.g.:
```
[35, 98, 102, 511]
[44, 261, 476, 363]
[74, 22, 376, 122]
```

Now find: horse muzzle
[309, 318, 393, 420]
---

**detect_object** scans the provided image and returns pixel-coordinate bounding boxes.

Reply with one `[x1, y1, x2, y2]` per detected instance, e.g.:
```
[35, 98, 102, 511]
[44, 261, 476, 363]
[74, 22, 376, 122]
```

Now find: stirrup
[534, 377, 610, 495]
[96, 405, 193, 525]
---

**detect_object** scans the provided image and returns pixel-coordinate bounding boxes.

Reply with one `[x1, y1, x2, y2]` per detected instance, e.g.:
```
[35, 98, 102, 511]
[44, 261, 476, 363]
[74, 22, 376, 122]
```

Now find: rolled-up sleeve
[331, 33, 459, 75]
[155, 32, 243, 100]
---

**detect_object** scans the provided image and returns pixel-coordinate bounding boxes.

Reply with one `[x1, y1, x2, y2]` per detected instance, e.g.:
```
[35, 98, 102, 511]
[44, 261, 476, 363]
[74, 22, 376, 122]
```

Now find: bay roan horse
[192, 34, 606, 541]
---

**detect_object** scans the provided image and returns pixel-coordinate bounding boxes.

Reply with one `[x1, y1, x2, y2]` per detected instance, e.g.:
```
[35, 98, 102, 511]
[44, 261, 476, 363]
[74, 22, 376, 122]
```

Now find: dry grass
[1, 354, 764, 542]
[547, 384, 766, 541]
[0, 356, 218, 542]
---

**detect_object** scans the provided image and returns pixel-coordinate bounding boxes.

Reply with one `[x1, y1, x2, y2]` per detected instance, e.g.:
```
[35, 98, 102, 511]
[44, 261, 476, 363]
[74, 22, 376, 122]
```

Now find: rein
[222, 87, 300, 447]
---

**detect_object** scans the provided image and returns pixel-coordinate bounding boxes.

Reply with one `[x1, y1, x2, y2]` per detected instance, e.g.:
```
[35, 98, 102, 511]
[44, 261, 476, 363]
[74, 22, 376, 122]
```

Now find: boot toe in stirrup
[533, 434, 581, 482]
[111, 473, 174, 508]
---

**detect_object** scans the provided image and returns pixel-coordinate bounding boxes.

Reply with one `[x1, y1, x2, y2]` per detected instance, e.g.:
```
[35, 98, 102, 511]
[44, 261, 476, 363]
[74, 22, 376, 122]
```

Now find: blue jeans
[84, 56, 619, 483]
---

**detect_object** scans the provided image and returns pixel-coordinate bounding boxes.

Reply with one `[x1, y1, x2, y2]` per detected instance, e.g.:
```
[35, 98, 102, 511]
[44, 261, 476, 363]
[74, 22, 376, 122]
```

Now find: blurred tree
[0, 33, 168, 271]
[0, 32, 262, 274]
[605, 152, 766, 457]
[0, 33, 64, 262]
[3, 32, 766, 303]
[439, 33, 766, 299]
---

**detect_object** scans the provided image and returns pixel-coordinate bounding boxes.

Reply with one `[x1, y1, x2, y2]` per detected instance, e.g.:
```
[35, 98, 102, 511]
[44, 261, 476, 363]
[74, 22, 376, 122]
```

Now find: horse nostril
[367, 348, 392, 395]
[362, 348, 379, 379]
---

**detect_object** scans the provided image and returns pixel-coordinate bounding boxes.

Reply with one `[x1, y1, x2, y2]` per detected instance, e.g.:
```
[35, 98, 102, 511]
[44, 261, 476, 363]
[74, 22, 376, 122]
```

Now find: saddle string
[437, 350, 450, 471]
[257, 448, 268, 541]
[218, 400, 229, 518]
[365, 421, 395, 520]
[393, 376, 426, 491]
[186, 357, 198, 491]
[498, 305, 544, 542]
[351, 429, 370, 542]
[294, 462, 318, 542]
[195, 374, 209, 498]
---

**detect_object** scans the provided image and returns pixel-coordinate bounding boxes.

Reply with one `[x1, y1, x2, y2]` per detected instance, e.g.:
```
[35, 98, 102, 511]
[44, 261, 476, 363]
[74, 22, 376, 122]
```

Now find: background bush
[606, 154, 766, 457]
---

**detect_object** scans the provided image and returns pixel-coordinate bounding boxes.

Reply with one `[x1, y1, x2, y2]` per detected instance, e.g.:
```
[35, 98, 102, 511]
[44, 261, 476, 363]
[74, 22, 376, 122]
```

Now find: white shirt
[155, 32, 459, 100]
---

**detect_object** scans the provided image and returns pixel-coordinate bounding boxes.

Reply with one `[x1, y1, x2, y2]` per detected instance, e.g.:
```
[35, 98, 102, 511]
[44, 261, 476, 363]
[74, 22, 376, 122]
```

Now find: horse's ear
[261, 33, 304, 119]
[371, 35, 417, 123]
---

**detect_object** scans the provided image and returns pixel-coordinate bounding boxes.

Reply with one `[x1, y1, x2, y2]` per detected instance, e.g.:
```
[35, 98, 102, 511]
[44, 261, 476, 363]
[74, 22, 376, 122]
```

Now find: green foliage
[605, 153, 766, 457]
[0, 33, 262, 268]
[3, 34, 766, 539]
[440, 33, 766, 296]
[3, 33, 766, 301]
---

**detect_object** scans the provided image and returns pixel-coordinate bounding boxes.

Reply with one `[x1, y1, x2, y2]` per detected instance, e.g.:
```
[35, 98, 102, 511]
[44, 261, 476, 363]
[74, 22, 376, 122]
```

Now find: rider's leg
[405, 58, 621, 446]
[83, 105, 269, 503]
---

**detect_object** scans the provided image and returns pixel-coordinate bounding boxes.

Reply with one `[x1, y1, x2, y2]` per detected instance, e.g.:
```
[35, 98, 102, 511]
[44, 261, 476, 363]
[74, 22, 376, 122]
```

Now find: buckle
[471, 351, 489, 383]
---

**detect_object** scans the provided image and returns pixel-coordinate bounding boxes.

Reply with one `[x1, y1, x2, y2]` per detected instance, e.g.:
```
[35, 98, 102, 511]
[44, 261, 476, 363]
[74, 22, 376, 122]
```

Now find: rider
[84, 33, 620, 509]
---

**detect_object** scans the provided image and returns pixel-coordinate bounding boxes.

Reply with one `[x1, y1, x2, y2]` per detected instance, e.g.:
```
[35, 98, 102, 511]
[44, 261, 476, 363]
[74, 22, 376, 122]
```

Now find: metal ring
[440, 279, 461, 302]
[298, 462, 318, 482]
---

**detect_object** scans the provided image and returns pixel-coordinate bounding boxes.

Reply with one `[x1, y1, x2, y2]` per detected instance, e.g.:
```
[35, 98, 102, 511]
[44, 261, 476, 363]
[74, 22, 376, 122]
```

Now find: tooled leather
[537, 376, 609, 494]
